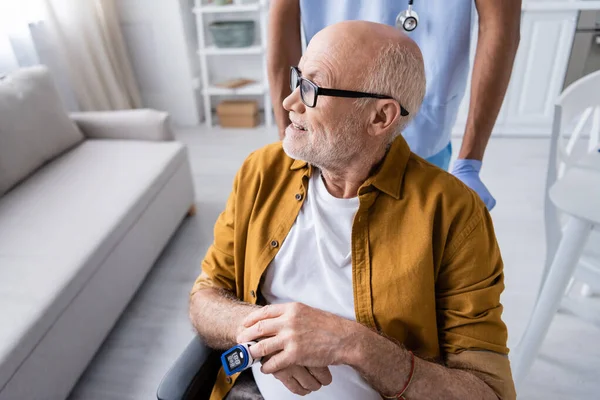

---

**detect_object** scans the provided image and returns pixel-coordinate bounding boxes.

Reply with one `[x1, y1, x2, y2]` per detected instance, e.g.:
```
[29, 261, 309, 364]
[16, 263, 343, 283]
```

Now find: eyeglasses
[289, 66, 409, 117]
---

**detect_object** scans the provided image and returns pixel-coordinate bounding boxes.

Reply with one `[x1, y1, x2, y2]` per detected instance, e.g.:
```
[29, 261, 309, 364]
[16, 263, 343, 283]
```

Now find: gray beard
[282, 122, 365, 171]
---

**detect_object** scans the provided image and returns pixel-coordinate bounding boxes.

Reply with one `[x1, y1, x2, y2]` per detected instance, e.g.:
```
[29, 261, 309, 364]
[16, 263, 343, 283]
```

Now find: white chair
[543, 71, 600, 311]
[511, 70, 600, 387]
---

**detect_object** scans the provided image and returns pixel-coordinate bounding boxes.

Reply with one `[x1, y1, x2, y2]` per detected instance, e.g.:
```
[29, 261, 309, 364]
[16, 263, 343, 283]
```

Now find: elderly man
[267, 0, 522, 211]
[189, 21, 515, 400]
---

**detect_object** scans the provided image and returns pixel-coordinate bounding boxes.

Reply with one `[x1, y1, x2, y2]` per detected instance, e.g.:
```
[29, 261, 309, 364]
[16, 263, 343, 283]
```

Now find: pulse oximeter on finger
[221, 341, 261, 376]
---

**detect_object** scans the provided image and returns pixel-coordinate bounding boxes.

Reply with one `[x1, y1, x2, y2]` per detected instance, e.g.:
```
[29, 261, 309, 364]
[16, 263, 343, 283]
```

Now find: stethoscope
[396, 0, 419, 32]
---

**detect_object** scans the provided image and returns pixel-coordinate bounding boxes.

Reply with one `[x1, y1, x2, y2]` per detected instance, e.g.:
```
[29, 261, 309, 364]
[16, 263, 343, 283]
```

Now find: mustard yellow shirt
[192, 136, 515, 399]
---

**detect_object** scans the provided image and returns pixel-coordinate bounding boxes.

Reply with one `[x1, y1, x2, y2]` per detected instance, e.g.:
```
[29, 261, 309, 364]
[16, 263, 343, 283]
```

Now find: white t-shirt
[252, 169, 381, 400]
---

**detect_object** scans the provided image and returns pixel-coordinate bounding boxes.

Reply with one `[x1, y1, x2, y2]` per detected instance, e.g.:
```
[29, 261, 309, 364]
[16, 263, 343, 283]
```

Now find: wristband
[382, 350, 415, 399]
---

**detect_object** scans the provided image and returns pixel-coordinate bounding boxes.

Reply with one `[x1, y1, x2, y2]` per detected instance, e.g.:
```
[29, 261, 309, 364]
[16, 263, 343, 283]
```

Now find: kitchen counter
[523, 1, 600, 11]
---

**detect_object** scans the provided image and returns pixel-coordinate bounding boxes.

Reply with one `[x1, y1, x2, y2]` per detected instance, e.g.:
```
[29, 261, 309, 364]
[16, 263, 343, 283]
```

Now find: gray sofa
[0, 66, 195, 400]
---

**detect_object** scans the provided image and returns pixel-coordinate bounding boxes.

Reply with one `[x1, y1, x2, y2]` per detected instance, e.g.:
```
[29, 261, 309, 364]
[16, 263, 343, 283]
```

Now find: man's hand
[237, 302, 355, 373]
[236, 303, 504, 399]
[262, 354, 333, 396]
[451, 159, 496, 210]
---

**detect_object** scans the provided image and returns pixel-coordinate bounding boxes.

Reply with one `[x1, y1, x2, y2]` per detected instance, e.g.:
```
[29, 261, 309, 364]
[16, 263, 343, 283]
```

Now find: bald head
[282, 21, 426, 170]
[312, 21, 421, 67]
[303, 21, 426, 135]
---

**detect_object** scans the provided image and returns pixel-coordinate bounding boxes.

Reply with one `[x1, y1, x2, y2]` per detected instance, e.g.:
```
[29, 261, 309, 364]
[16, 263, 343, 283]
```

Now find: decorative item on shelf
[195, 0, 271, 126]
[212, 0, 233, 5]
[209, 20, 255, 48]
[217, 100, 259, 128]
[214, 78, 255, 89]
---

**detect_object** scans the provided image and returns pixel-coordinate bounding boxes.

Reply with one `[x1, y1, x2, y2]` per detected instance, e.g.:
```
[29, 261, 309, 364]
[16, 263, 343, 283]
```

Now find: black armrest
[157, 336, 221, 400]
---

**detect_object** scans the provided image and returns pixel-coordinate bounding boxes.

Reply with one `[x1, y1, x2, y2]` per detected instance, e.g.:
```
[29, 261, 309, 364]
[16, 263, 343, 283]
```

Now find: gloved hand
[451, 159, 496, 211]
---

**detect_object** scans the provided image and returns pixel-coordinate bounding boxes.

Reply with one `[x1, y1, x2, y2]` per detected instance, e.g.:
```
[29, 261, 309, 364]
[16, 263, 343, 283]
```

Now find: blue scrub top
[299, 0, 474, 159]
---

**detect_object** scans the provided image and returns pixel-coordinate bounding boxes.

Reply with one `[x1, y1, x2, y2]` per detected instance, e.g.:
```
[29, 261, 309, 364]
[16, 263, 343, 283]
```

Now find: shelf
[199, 45, 263, 55]
[204, 82, 266, 95]
[193, 3, 261, 14]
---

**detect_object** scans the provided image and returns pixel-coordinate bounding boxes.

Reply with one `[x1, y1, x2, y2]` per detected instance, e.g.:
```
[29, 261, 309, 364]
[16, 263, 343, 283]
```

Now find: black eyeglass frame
[290, 66, 409, 117]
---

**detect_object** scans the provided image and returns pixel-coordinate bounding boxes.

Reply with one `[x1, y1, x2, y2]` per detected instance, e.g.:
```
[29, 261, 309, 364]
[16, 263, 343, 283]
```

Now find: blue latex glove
[451, 159, 496, 211]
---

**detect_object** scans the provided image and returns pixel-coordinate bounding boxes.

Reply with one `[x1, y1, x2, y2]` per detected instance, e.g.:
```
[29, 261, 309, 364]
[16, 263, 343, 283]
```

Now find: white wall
[117, 0, 202, 126]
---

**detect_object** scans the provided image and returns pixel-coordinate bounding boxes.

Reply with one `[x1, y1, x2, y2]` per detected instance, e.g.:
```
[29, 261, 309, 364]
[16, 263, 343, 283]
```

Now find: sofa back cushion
[0, 66, 84, 196]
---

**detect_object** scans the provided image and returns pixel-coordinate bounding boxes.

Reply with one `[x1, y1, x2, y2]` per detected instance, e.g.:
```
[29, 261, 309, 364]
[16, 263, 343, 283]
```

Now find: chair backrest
[542, 70, 600, 284]
[551, 70, 600, 183]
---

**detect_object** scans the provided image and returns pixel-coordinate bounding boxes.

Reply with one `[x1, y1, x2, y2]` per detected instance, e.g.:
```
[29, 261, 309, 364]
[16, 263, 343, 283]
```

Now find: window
[0, 1, 46, 34]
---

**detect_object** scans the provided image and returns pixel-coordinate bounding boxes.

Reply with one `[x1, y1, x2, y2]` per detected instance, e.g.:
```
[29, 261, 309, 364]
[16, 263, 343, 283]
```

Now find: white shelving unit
[196, 3, 261, 13]
[193, 0, 272, 127]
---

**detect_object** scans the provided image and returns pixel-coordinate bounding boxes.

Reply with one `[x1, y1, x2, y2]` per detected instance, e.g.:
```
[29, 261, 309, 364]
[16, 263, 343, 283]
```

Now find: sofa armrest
[157, 336, 221, 400]
[70, 109, 174, 141]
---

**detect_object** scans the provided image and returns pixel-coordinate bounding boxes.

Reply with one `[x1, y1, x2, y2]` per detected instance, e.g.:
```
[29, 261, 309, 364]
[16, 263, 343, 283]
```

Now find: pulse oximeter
[221, 341, 261, 376]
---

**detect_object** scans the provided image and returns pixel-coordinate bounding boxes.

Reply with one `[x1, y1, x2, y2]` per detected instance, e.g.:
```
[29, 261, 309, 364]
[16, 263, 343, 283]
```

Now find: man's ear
[368, 99, 402, 137]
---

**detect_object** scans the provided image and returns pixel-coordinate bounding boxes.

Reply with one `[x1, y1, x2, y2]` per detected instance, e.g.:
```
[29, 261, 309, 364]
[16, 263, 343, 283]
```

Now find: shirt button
[250, 290, 256, 298]
[226, 377, 232, 384]
[295, 193, 303, 201]
[270, 240, 279, 248]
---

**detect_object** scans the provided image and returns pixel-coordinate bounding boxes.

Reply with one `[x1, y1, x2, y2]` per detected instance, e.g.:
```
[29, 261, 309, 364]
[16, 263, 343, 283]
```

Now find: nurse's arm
[458, 0, 521, 161]
[268, 0, 303, 139]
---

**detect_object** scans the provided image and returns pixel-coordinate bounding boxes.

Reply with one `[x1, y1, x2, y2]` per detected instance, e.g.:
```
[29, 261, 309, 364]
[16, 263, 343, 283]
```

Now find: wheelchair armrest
[157, 336, 221, 400]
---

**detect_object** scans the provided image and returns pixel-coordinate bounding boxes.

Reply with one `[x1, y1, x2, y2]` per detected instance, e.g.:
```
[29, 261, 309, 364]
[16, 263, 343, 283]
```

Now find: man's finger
[307, 366, 333, 386]
[243, 304, 286, 327]
[261, 351, 292, 374]
[274, 372, 311, 396]
[290, 366, 323, 392]
[248, 337, 284, 359]
[237, 317, 284, 343]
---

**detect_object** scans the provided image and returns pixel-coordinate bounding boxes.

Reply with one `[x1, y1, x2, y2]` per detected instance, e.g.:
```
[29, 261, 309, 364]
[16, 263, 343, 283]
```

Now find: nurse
[267, 0, 521, 210]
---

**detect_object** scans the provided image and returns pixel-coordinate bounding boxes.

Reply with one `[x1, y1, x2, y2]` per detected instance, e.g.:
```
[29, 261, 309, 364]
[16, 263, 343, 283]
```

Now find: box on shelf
[214, 78, 255, 89]
[216, 100, 259, 128]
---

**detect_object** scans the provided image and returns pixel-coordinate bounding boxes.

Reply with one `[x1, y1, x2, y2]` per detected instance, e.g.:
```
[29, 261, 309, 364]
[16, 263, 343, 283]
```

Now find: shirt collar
[290, 159, 308, 171]
[288, 135, 411, 199]
[366, 135, 411, 199]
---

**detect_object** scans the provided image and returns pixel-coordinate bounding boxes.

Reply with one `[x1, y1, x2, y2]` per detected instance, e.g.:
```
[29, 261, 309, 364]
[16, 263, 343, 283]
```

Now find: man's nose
[283, 86, 305, 114]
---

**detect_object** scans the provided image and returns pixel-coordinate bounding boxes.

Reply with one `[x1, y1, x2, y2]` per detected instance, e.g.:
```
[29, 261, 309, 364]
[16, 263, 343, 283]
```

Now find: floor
[69, 126, 600, 400]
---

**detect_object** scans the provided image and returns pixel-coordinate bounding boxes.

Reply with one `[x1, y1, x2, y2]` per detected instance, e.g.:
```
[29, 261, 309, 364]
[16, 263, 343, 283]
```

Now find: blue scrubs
[299, 0, 474, 169]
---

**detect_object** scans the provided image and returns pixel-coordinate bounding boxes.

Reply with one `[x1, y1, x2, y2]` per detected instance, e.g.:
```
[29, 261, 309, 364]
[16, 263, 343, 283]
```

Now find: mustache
[289, 113, 309, 129]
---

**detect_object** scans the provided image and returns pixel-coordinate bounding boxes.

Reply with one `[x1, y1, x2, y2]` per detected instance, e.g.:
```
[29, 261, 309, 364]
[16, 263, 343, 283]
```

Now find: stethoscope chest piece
[396, 1, 419, 32]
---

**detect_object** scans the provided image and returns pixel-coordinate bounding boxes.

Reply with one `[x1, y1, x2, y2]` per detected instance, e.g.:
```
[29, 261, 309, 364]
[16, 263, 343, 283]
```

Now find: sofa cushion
[0, 139, 188, 390]
[0, 65, 84, 196]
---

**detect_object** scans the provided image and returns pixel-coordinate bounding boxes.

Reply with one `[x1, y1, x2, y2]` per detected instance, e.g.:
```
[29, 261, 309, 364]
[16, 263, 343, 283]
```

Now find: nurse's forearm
[345, 324, 497, 399]
[460, 0, 521, 161]
[268, 0, 302, 139]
